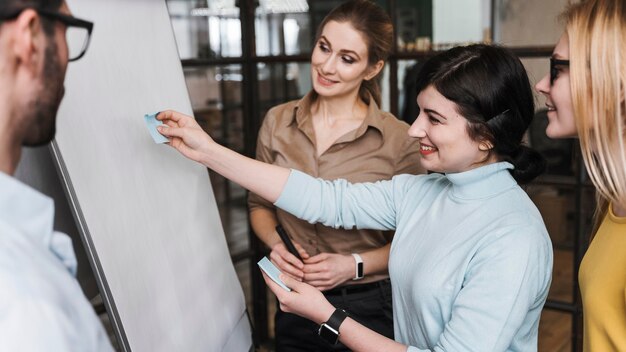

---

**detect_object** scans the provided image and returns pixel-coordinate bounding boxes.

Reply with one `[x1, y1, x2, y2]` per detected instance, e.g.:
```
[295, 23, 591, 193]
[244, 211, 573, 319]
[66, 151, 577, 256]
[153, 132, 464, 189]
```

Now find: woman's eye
[552, 65, 568, 79]
[341, 56, 355, 64]
[428, 116, 441, 124]
[319, 43, 330, 52]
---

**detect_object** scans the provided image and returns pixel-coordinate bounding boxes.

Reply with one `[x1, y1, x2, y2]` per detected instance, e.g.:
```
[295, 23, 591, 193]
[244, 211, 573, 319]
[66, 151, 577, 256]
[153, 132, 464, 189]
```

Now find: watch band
[351, 253, 364, 280]
[318, 308, 349, 345]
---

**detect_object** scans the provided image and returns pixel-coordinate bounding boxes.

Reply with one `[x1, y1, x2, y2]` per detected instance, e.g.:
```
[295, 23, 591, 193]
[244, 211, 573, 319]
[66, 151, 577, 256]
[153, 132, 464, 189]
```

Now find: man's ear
[12, 9, 45, 71]
[365, 60, 384, 81]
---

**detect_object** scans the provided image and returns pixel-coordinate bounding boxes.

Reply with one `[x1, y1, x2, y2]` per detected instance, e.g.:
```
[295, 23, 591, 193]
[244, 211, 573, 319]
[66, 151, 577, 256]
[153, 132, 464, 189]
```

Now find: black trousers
[274, 279, 394, 352]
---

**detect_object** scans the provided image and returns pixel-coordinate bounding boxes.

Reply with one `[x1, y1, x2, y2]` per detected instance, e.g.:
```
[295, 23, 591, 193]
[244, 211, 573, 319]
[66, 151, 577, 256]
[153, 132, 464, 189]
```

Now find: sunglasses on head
[550, 57, 570, 85]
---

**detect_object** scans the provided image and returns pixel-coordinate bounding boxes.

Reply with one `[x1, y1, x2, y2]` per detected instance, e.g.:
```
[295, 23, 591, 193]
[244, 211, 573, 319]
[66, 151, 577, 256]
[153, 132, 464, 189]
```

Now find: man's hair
[0, 0, 63, 34]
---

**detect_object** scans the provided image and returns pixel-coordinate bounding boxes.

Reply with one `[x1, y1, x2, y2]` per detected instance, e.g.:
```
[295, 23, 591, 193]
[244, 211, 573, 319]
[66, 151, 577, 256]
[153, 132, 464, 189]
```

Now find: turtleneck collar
[445, 162, 517, 200]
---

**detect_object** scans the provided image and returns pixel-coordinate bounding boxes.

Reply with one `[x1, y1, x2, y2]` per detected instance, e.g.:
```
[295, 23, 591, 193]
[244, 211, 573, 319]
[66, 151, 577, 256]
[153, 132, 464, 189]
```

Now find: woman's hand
[270, 241, 310, 281]
[303, 253, 355, 291]
[156, 110, 215, 163]
[262, 271, 335, 325]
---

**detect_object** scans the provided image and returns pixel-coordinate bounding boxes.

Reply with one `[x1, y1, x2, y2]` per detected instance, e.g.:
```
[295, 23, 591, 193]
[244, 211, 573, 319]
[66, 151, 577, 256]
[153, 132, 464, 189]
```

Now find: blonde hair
[565, 0, 626, 230]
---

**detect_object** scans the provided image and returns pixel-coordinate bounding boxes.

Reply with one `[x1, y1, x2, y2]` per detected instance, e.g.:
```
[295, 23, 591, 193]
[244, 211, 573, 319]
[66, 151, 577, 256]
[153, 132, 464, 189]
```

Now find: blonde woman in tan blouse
[247, 1, 423, 350]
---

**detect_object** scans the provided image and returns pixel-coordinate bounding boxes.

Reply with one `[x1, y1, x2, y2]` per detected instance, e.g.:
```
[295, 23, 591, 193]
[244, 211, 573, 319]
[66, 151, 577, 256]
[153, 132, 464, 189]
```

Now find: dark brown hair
[415, 44, 546, 184]
[314, 0, 393, 106]
[0, 0, 64, 35]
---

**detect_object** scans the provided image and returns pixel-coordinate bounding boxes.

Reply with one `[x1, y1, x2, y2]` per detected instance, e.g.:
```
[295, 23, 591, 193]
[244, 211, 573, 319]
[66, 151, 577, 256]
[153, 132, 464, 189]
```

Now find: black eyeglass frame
[550, 57, 570, 86]
[0, 8, 93, 62]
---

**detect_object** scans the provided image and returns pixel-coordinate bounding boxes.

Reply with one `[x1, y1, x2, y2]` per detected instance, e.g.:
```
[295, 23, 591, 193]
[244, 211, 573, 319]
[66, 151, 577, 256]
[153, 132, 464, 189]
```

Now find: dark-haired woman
[248, 1, 423, 350]
[156, 43, 553, 351]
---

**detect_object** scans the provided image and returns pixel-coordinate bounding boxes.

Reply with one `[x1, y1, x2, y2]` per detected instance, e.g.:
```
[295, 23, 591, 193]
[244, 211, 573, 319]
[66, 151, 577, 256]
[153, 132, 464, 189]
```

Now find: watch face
[318, 324, 339, 345]
[357, 262, 363, 278]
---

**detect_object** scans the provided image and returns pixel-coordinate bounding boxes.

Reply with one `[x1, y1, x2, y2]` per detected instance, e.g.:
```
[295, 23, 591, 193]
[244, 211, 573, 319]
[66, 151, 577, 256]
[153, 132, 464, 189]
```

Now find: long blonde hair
[565, 0, 626, 231]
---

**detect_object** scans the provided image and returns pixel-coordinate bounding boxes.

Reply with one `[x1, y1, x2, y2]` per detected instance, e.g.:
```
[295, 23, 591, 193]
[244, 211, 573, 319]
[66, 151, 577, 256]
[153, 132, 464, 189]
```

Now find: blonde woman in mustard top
[535, 0, 626, 350]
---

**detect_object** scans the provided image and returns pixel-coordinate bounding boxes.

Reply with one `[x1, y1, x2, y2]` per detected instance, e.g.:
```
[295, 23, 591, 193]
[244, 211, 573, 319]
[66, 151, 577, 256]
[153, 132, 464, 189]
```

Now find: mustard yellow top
[579, 203, 626, 352]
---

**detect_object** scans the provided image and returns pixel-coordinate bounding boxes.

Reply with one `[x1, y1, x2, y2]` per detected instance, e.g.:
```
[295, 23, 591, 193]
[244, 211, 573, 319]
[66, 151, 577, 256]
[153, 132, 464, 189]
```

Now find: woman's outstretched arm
[157, 110, 290, 203]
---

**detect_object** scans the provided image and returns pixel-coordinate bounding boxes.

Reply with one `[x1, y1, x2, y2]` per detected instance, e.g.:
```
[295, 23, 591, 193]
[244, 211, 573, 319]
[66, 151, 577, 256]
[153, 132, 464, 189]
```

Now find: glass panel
[527, 185, 595, 249]
[183, 65, 243, 150]
[257, 62, 311, 123]
[550, 247, 575, 303]
[395, 0, 491, 52]
[255, 0, 312, 56]
[526, 184, 595, 304]
[539, 310, 572, 351]
[396, 0, 433, 52]
[493, 0, 568, 46]
[166, 0, 242, 59]
[432, 0, 491, 50]
[397, 59, 419, 124]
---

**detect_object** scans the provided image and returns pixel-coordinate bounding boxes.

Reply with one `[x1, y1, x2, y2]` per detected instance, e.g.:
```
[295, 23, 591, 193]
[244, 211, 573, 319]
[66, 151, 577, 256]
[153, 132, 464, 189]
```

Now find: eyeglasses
[0, 8, 93, 62]
[550, 57, 570, 85]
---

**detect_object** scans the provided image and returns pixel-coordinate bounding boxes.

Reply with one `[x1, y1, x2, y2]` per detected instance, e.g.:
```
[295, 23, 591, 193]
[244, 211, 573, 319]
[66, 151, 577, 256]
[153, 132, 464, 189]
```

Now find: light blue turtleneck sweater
[275, 162, 553, 352]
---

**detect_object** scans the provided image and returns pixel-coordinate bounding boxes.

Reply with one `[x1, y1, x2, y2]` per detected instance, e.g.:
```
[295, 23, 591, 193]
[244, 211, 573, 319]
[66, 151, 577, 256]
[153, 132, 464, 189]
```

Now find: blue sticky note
[258, 257, 291, 292]
[144, 112, 169, 144]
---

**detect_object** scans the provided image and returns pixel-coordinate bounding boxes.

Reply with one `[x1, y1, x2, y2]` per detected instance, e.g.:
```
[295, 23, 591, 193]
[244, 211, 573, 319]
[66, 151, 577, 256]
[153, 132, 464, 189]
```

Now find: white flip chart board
[18, 0, 252, 350]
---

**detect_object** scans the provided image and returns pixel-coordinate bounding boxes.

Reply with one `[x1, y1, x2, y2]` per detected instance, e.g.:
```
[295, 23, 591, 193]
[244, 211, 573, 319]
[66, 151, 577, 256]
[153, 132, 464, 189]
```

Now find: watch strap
[351, 253, 364, 280]
[325, 308, 349, 332]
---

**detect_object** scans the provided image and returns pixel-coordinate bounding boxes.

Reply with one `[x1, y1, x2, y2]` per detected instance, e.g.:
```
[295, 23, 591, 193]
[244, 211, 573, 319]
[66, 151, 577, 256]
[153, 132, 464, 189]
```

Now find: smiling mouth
[419, 143, 437, 155]
[317, 72, 338, 86]
[545, 103, 556, 111]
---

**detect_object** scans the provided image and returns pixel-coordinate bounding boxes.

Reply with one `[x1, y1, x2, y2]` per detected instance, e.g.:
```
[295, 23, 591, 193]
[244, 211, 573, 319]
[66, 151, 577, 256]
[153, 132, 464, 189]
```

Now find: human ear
[365, 60, 384, 81]
[478, 141, 493, 151]
[12, 9, 45, 72]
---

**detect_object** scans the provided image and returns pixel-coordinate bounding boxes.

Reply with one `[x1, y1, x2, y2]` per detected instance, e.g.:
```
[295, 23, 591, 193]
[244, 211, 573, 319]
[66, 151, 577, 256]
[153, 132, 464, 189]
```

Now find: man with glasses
[0, 1, 111, 350]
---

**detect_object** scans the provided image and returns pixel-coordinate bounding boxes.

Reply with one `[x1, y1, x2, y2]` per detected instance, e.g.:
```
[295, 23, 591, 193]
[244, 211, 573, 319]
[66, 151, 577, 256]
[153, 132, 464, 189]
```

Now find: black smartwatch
[318, 309, 349, 345]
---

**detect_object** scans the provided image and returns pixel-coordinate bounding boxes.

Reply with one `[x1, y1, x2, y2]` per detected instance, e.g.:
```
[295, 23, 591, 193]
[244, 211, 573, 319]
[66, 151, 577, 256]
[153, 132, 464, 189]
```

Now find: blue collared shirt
[0, 172, 113, 351]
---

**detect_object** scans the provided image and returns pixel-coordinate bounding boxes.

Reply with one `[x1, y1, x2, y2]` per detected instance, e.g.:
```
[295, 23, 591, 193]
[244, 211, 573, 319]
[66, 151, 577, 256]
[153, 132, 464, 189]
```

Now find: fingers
[280, 273, 307, 292]
[261, 272, 288, 299]
[303, 271, 332, 282]
[284, 251, 305, 270]
[304, 252, 327, 264]
[162, 119, 178, 128]
[302, 260, 328, 274]
[156, 125, 180, 138]
[270, 254, 304, 280]
[293, 242, 310, 260]
[156, 110, 187, 123]
[270, 245, 304, 279]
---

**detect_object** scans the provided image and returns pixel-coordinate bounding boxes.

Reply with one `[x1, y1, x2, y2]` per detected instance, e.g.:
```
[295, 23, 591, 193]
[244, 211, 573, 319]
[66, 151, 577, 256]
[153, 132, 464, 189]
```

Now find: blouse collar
[292, 91, 387, 142]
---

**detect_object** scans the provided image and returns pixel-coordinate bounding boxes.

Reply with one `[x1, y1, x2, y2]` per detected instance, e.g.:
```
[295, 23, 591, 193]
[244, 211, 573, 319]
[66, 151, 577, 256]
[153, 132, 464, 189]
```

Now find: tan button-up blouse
[248, 92, 424, 284]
